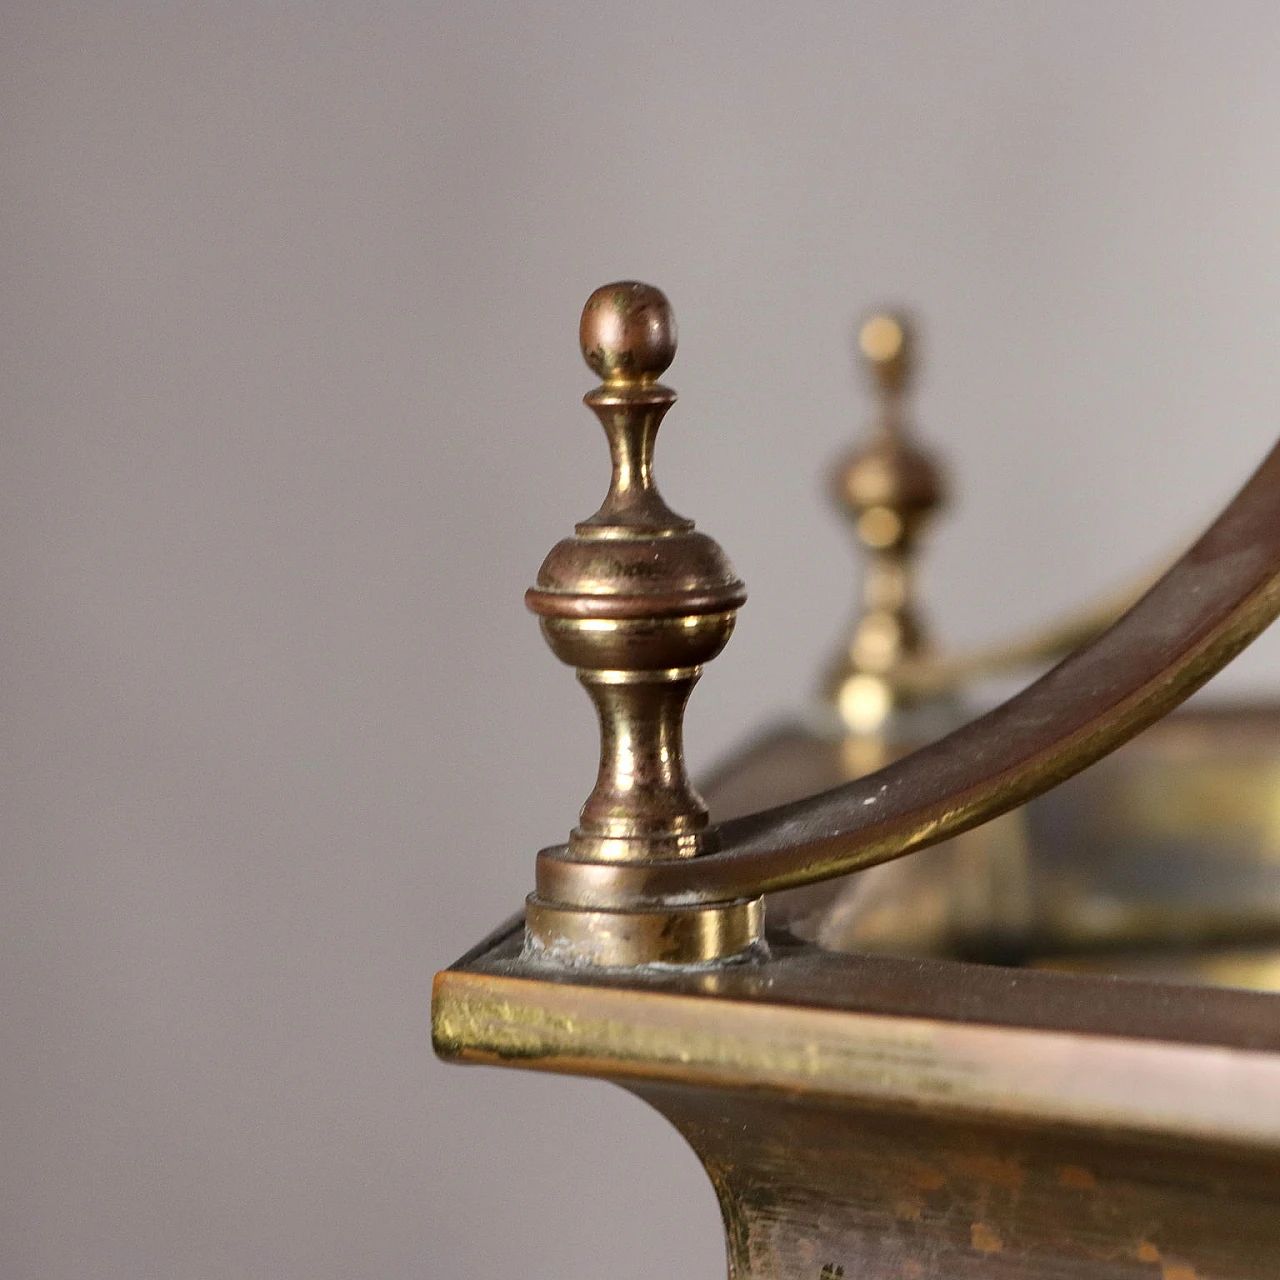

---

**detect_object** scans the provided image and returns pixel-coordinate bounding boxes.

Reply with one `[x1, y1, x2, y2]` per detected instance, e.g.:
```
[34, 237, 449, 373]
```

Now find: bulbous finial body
[527, 281, 745, 862]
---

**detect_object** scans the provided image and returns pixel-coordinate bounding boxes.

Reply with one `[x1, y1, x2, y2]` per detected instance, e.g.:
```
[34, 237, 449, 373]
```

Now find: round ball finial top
[859, 311, 913, 395]
[580, 281, 677, 383]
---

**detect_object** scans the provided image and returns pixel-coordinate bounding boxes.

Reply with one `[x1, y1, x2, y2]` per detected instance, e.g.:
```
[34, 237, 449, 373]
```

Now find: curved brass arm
[538, 438, 1280, 913]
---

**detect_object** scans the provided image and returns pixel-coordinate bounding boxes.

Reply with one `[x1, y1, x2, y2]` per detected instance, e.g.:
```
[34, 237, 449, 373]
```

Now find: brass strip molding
[434, 969, 1280, 1150]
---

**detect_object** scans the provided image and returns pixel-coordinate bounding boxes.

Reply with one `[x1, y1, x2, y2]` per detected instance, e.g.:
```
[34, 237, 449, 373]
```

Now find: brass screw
[826, 312, 946, 738]
[523, 282, 761, 965]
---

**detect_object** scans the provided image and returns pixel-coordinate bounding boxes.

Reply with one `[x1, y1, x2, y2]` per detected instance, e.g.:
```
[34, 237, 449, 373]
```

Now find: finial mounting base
[525, 893, 764, 967]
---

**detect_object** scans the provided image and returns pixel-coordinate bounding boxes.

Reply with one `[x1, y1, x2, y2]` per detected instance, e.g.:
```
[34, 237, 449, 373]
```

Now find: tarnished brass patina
[435, 285, 1280, 1277]
[437, 921, 1280, 1278]
[535, 433, 1280, 917]
[521, 284, 1280, 955]
[523, 282, 758, 965]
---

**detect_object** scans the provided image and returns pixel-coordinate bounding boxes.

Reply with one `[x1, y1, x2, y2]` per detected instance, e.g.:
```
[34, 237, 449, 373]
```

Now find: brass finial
[826, 311, 946, 737]
[524, 283, 760, 965]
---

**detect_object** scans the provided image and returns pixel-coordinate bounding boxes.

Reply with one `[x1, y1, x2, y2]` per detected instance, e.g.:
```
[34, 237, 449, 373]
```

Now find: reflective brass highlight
[524, 282, 755, 963]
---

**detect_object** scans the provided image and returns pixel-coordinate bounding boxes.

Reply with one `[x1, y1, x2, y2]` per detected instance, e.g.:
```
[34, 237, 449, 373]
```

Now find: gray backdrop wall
[5, 4, 1280, 1278]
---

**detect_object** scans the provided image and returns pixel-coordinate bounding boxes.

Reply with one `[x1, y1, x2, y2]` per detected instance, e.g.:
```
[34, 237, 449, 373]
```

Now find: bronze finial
[524, 282, 760, 964]
[826, 311, 946, 737]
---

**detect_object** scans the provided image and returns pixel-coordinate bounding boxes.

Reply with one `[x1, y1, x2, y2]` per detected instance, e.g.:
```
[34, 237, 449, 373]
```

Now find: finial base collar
[524, 894, 764, 967]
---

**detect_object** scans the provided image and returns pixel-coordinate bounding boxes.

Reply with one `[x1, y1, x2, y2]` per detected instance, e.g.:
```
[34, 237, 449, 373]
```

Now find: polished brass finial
[826, 311, 946, 737]
[524, 282, 760, 965]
